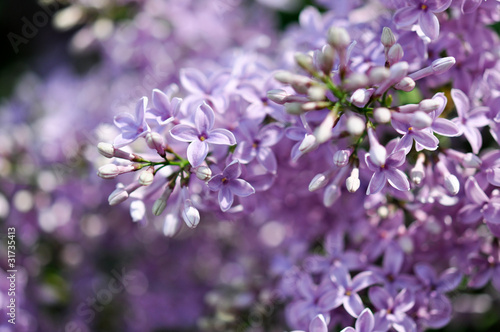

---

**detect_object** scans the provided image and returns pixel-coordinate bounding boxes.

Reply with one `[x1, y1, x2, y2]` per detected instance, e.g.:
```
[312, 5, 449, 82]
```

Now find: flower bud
[318, 44, 335, 74]
[139, 168, 154, 186]
[333, 149, 351, 167]
[346, 168, 360, 193]
[195, 166, 212, 181]
[163, 213, 181, 237]
[346, 116, 365, 135]
[309, 173, 329, 192]
[350, 88, 373, 107]
[444, 174, 460, 195]
[130, 200, 146, 222]
[369, 67, 390, 84]
[302, 101, 332, 111]
[182, 199, 200, 228]
[381, 27, 396, 48]
[368, 128, 387, 167]
[299, 134, 317, 153]
[323, 183, 341, 207]
[410, 111, 432, 130]
[274, 70, 295, 84]
[152, 186, 173, 216]
[285, 102, 304, 115]
[327, 27, 351, 49]
[373, 107, 391, 124]
[98, 164, 120, 179]
[411, 153, 425, 185]
[308, 86, 327, 101]
[294, 52, 314, 72]
[267, 89, 289, 105]
[97, 142, 114, 158]
[432, 57, 456, 74]
[389, 61, 409, 80]
[344, 73, 369, 91]
[387, 43, 404, 65]
[108, 188, 128, 206]
[463, 153, 482, 168]
[418, 99, 441, 113]
[146, 132, 166, 156]
[394, 77, 415, 92]
[314, 112, 336, 143]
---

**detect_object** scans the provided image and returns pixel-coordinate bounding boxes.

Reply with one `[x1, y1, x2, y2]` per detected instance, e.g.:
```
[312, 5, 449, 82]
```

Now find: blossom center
[420, 4, 428, 10]
[346, 290, 352, 296]
[199, 134, 207, 141]
[221, 177, 228, 184]
[408, 126, 414, 132]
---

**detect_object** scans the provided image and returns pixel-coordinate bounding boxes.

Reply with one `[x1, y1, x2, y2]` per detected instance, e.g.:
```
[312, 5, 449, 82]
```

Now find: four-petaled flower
[394, 0, 452, 40]
[148, 88, 181, 126]
[113, 97, 150, 148]
[170, 102, 236, 167]
[207, 160, 255, 211]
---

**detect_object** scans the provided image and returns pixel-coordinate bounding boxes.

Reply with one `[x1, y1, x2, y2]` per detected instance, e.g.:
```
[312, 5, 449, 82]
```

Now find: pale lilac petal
[340, 328, 356, 332]
[223, 160, 242, 180]
[248, 173, 275, 191]
[394, 133, 413, 155]
[414, 263, 436, 285]
[206, 128, 236, 145]
[369, 286, 391, 310]
[187, 140, 209, 167]
[412, 131, 439, 150]
[170, 124, 199, 142]
[331, 265, 350, 289]
[383, 242, 404, 276]
[355, 308, 375, 332]
[180, 68, 208, 94]
[394, 289, 414, 313]
[218, 186, 234, 212]
[365, 154, 380, 172]
[135, 97, 148, 123]
[257, 147, 278, 173]
[207, 174, 224, 191]
[114, 113, 136, 129]
[286, 126, 307, 141]
[386, 169, 410, 192]
[419, 12, 440, 40]
[467, 108, 490, 127]
[432, 119, 460, 136]
[393, 7, 420, 27]
[228, 179, 255, 197]
[309, 314, 328, 332]
[458, 204, 483, 224]
[351, 271, 378, 292]
[484, 202, 500, 226]
[151, 89, 172, 117]
[426, 293, 452, 328]
[462, 0, 483, 13]
[344, 293, 365, 318]
[465, 177, 489, 205]
[317, 289, 343, 311]
[432, 92, 447, 117]
[468, 267, 492, 288]
[386, 150, 407, 168]
[451, 89, 470, 119]
[258, 123, 284, 147]
[428, 0, 453, 12]
[463, 126, 482, 154]
[195, 102, 215, 133]
[487, 168, 500, 186]
[234, 140, 257, 163]
[393, 315, 417, 332]
[367, 172, 387, 195]
[437, 269, 462, 292]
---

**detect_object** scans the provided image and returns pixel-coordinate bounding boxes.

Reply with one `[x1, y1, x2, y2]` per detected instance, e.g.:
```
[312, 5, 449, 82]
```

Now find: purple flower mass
[3, 0, 500, 331]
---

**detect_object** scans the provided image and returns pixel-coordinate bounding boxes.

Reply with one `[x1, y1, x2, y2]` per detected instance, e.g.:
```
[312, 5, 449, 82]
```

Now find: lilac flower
[392, 115, 440, 154]
[426, 93, 460, 138]
[113, 97, 150, 148]
[414, 263, 462, 294]
[365, 129, 410, 195]
[330, 266, 378, 317]
[339, 308, 380, 332]
[393, 0, 452, 40]
[207, 160, 255, 212]
[369, 287, 416, 332]
[170, 102, 236, 167]
[234, 121, 284, 173]
[292, 314, 328, 332]
[179, 68, 228, 113]
[147, 88, 181, 126]
[451, 88, 490, 154]
[468, 243, 500, 291]
[458, 177, 500, 237]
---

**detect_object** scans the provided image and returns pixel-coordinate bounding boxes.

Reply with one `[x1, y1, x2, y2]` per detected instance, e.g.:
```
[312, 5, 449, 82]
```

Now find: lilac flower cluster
[2, 0, 500, 331]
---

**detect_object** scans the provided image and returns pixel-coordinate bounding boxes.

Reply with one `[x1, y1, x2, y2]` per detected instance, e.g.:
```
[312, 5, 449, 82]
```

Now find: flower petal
[432, 118, 460, 136]
[386, 169, 410, 192]
[393, 7, 421, 27]
[170, 124, 199, 142]
[451, 89, 470, 119]
[223, 160, 242, 180]
[419, 11, 440, 40]
[258, 123, 284, 147]
[355, 308, 375, 332]
[369, 286, 391, 310]
[366, 172, 387, 195]
[463, 126, 482, 154]
[187, 140, 209, 167]
[228, 179, 255, 197]
[465, 177, 489, 205]
[180, 68, 208, 94]
[309, 314, 328, 332]
[195, 102, 215, 134]
[344, 293, 365, 318]
[218, 186, 234, 212]
[257, 147, 278, 173]
[207, 174, 224, 191]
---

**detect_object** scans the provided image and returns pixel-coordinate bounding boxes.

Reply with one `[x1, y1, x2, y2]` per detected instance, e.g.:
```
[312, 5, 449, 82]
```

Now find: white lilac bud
[130, 200, 146, 222]
[346, 116, 365, 136]
[98, 164, 137, 179]
[343, 73, 369, 91]
[285, 102, 304, 115]
[309, 173, 329, 192]
[394, 77, 415, 92]
[308, 86, 327, 101]
[368, 128, 387, 167]
[314, 111, 336, 143]
[410, 154, 426, 185]
[139, 168, 154, 186]
[463, 153, 482, 168]
[373, 107, 391, 124]
[299, 134, 317, 153]
[152, 186, 174, 216]
[410, 111, 433, 130]
[267, 89, 289, 105]
[146, 132, 166, 156]
[418, 99, 441, 113]
[346, 168, 360, 193]
[381, 27, 396, 48]
[444, 174, 460, 195]
[182, 199, 200, 228]
[350, 88, 373, 108]
[333, 149, 351, 167]
[327, 27, 351, 49]
[195, 166, 212, 181]
[163, 213, 181, 237]
[108, 188, 129, 206]
[97, 142, 114, 158]
[302, 101, 332, 111]
[274, 70, 296, 84]
[432, 57, 456, 74]
[369, 67, 390, 85]
[375, 61, 408, 97]
[318, 44, 335, 74]
[397, 104, 419, 113]
[387, 43, 404, 65]
[294, 52, 314, 72]
[323, 183, 341, 207]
